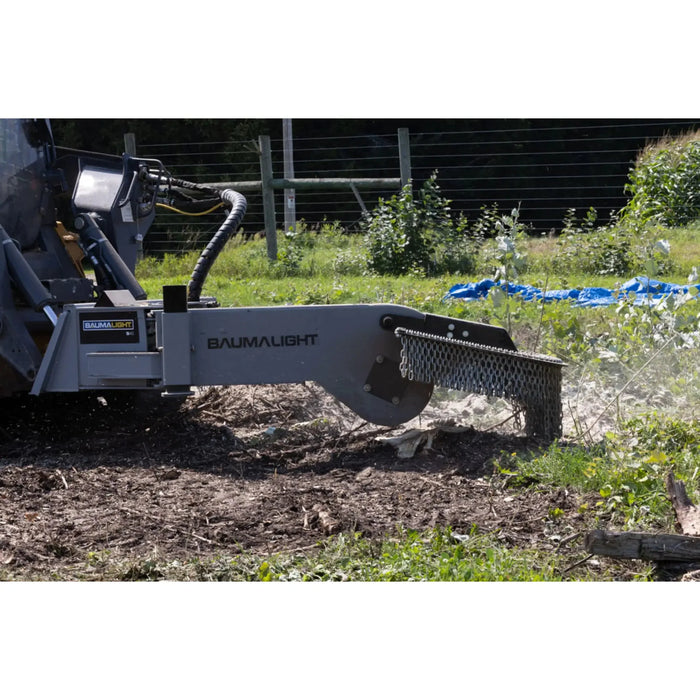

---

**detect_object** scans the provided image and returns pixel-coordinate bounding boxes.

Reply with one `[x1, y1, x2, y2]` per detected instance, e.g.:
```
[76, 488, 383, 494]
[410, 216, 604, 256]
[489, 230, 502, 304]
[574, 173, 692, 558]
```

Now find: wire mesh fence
[137, 119, 700, 256]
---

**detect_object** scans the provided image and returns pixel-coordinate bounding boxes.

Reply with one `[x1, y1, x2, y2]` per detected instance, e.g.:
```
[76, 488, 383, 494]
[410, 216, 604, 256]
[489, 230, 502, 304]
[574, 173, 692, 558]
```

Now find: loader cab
[0, 118, 96, 299]
[0, 118, 54, 251]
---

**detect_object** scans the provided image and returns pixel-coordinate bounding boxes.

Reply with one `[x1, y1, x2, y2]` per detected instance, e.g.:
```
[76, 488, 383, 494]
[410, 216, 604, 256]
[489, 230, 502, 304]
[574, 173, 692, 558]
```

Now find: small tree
[490, 207, 528, 334]
[363, 172, 473, 275]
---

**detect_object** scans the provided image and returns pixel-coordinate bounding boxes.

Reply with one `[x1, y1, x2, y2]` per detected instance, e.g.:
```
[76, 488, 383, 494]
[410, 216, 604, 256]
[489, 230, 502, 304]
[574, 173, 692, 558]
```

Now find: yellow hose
[156, 201, 224, 216]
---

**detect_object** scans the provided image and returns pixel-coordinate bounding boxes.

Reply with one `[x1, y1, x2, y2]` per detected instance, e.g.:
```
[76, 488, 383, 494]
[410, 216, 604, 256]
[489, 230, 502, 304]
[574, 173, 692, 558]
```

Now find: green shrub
[622, 130, 700, 227]
[558, 225, 641, 276]
[362, 172, 477, 276]
[554, 209, 677, 277]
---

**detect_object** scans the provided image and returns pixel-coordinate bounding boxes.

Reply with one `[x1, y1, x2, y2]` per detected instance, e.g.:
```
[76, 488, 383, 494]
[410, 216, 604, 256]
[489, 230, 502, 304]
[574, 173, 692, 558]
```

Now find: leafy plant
[555, 209, 678, 277]
[482, 206, 528, 333]
[274, 231, 304, 274]
[499, 413, 700, 531]
[492, 206, 528, 283]
[362, 172, 477, 276]
[561, 206, 598, 237]
[470, 202, 506, 239]
[622, 130, 700, 227]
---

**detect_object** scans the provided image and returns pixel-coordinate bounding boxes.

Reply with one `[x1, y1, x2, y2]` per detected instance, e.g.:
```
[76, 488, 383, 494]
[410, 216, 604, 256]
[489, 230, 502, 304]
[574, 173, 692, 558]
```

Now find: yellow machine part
[55, 221, 85, 276]
[30, 223, 87, 355]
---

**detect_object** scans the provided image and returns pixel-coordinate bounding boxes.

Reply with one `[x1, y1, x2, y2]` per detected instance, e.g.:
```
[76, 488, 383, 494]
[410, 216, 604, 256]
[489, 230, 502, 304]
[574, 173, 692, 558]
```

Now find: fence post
[258, 135, 278, 260]
[282, 119, 296, 233]
[398, 128, 411, 189]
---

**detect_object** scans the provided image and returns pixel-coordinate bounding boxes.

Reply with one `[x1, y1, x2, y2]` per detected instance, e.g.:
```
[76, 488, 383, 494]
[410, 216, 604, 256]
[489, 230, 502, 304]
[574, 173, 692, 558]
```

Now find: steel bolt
[376, 355, 384, 364]
[391, 396, 400, 406]
[363, 384, 372, 392]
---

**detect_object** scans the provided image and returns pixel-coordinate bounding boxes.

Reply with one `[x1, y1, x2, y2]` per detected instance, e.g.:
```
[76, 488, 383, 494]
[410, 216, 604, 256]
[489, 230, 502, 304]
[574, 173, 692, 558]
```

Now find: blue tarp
[444, 276, 700, 307]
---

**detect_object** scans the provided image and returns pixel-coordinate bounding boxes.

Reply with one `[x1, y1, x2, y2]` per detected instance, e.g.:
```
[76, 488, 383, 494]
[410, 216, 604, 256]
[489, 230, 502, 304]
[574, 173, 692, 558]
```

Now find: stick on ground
[665, 473, 700, 536]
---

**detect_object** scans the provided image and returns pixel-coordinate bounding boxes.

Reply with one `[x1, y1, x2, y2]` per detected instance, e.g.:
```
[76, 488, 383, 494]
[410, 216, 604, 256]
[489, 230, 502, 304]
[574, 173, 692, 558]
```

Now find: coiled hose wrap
[187, 189, 247, 302]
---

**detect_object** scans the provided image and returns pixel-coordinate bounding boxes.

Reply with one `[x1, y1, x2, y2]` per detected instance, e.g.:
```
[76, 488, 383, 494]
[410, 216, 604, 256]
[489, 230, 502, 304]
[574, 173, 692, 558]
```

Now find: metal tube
[0, 224, 57, 325]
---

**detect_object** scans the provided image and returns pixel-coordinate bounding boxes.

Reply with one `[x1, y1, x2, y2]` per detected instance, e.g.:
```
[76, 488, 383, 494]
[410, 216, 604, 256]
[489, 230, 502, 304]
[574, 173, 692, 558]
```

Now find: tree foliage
[622, 130, 700, 227]
[362, 172, 476, 276]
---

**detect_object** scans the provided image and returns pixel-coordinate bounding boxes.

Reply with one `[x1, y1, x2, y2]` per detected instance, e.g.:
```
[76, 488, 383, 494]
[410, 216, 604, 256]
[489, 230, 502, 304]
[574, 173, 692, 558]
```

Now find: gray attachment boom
[30, 289, 564, 435]
[31, 301, 433, 426]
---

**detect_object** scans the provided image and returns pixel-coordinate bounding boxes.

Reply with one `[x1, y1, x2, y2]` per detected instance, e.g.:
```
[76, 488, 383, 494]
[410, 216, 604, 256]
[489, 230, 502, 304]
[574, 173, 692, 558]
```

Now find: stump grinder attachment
[0, 119, 563, 437]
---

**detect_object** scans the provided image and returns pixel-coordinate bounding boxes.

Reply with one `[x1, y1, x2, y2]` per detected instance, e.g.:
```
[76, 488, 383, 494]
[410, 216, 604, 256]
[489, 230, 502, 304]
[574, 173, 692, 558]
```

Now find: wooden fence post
[258, 135, 278, 260]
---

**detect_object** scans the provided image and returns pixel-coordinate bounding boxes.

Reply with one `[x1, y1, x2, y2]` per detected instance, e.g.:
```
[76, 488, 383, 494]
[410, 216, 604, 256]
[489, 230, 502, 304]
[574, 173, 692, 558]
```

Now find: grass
[138, 221, 700, 303]
[0, 528, 654, 582]
[497, 415, 700, 532]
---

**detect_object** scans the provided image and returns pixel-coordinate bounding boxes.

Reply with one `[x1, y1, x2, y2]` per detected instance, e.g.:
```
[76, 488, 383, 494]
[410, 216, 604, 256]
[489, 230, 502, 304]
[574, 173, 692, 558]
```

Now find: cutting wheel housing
[395, 327, 564, 438]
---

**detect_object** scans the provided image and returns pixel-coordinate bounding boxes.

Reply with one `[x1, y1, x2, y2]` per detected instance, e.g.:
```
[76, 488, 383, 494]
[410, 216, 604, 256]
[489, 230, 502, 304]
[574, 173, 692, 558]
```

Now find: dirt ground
[0, 382, 631, 580]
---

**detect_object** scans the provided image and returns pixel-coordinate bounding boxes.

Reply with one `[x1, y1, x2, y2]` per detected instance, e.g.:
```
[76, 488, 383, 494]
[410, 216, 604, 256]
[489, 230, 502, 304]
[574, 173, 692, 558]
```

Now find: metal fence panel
[138, 119, 700, 255]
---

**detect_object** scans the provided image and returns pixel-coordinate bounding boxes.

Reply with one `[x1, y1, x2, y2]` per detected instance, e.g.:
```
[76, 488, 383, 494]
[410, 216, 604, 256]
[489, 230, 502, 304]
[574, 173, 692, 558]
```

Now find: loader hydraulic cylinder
[74, 214, 147, 300]
[0, 225, 57, 325]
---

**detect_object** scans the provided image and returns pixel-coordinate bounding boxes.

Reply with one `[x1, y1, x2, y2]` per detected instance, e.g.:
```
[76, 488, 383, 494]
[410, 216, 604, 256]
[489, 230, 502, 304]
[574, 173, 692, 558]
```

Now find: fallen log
[665, 473, 700, 536]
[584, 474, 700, 562]
[585, 530, 700, 562]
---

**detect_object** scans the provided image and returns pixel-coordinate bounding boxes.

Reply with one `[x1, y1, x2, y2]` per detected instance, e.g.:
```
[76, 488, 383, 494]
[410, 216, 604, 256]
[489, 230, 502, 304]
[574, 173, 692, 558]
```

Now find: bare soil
[0, 383, 613, 580]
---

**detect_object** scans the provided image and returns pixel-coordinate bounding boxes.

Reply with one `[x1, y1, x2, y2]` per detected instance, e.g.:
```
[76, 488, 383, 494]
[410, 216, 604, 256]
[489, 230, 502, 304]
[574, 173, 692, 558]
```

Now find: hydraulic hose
[167, 176, 220, 198]
[187, 189, 247, 302]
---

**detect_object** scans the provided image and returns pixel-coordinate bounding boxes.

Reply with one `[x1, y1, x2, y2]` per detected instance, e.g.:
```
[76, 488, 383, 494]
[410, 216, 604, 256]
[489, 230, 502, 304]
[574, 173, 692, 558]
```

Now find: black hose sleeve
[168, 177, 222, 199]
[187, 189, 247, 302]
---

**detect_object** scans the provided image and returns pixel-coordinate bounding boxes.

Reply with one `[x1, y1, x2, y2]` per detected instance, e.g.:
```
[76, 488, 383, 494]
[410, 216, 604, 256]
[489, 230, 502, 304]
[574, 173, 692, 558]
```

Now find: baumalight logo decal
[82, 319, 135, 332]
[207, 333, 319, 350]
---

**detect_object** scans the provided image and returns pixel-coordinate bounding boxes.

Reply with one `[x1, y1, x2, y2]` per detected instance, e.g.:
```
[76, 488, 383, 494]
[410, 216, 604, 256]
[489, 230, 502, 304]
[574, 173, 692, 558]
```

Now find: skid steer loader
[0, 118, 564, 437]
